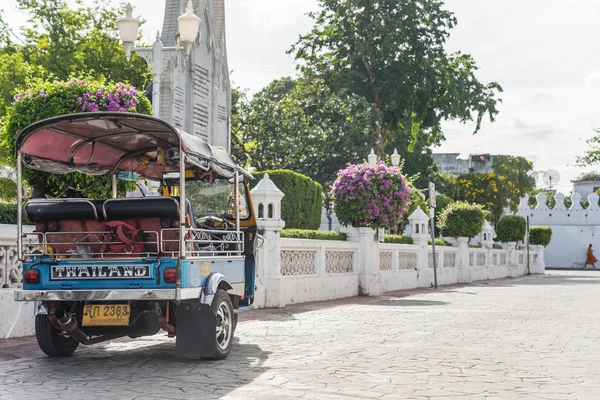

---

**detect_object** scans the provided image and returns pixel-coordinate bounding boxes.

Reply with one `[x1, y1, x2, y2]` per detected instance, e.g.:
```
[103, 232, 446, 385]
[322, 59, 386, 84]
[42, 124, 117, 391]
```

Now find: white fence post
[347, 227, 382, 296]
[456, 237, 471, 283]
[407, 206, 430, 285]
[532, 245, 546, 274]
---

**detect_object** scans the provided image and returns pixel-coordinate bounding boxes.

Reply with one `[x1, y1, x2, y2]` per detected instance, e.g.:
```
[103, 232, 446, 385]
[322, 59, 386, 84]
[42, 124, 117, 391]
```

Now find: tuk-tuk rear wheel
[35, 315, 79, 357]
[204, 289, 234, 360]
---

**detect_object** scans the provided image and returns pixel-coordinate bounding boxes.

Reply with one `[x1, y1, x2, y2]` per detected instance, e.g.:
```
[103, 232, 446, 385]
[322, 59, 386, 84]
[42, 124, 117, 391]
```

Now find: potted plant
[330, 162, 411, 230]
[438, 201, 486, 242]
[496, 215, 527, 249]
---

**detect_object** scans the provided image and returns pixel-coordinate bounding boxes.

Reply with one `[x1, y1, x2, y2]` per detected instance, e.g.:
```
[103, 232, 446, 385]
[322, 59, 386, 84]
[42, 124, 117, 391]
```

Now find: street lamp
[178, 1, 202, 55]
[117, 1, 202, 118]
[116, 3, 140, 62]
[367, 149, 377, 165]
[391, 148, 401, 167]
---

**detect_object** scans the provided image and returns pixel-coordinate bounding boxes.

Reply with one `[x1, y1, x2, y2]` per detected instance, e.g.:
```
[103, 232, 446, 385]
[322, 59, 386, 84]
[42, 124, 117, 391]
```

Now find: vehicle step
[234, 306, 254, 314]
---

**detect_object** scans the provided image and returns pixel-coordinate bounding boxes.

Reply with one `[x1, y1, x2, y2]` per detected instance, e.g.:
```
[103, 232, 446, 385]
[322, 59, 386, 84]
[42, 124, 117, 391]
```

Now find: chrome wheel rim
[215, 301, 233, 351]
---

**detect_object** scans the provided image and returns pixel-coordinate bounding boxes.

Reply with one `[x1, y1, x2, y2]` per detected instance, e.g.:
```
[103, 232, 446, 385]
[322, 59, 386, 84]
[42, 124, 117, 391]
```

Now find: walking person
[585, 244, 598, 269]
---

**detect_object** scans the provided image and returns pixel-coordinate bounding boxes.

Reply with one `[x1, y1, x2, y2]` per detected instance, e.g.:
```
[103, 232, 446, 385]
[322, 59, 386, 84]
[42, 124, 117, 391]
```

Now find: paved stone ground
[1, 270, 600, 399]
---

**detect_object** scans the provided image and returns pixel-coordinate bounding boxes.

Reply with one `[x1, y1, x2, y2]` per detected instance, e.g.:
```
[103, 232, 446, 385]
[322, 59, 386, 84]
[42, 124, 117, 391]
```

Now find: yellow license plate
[82, 304, 130, 326]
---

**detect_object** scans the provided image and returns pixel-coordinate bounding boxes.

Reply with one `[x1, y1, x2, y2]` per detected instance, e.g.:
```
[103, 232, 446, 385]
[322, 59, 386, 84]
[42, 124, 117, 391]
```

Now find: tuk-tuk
[13, 112, 258, 360]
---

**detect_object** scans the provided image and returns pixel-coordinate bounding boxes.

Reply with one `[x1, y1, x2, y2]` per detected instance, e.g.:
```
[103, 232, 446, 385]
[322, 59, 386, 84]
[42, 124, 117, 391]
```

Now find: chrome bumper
[14, 288, 203, 302]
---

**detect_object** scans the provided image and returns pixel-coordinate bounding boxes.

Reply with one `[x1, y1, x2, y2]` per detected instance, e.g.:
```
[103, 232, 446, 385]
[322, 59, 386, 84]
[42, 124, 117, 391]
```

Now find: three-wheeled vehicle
[13, 112, 258, 360]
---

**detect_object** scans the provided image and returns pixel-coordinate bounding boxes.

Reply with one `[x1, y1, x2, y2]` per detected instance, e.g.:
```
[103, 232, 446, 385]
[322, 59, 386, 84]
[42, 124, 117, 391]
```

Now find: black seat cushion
[103, 197, 180, 220]
[25, 200, 104, 222]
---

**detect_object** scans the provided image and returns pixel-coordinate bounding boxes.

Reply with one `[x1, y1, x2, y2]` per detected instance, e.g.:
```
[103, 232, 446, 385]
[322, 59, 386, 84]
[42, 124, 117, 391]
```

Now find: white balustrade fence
[252, 229, 544, 309]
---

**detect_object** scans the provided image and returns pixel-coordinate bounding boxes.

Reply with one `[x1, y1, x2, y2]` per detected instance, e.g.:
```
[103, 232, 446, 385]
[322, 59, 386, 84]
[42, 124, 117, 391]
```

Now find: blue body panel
[22, 257, 247, 293]
[180, 259, 245, 288]
[23, 258, 179, 291]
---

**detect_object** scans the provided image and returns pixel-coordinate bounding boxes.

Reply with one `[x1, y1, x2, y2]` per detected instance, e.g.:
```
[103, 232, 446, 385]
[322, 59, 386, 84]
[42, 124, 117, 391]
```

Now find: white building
[432, 153, 496, 176]
[572, 180, 600, 199]
[156, 0, 231, 150]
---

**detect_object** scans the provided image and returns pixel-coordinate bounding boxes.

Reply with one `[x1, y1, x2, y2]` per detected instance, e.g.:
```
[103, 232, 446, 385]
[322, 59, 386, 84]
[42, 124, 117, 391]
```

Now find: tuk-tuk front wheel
[207, 289, 234, 360]
[35, 315, 79, 357]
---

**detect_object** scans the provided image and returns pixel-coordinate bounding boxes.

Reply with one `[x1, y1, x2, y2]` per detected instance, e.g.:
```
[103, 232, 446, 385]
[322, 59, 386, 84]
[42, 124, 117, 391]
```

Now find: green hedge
[384, 234, 413, 244]
[0, 202, 18, 224]
[496, 215, 526, 243]
[280, 229, 346, 241]
[0, 178, 17, 201]
[429, 238, 452, 246]
[529, 226, 552, 246]
[250, 170, 322, 230]
[438, 201, 486, 238]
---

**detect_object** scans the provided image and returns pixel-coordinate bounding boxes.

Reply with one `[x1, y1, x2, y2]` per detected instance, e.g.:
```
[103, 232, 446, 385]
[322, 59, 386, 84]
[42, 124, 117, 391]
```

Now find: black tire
[35, 315, 79, 357]
[204, 289, 234, 360]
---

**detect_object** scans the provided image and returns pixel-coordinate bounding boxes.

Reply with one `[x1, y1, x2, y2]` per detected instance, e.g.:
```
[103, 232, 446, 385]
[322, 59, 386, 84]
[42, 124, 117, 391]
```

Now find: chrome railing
[160, 228, 244, 258]
[23, 231, 160, 259]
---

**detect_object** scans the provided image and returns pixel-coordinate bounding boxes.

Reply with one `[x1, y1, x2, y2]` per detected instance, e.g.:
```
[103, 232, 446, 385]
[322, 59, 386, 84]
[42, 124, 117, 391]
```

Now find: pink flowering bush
[438, 201, 486, 238]
[2, 77, 151, 198]
[330, 162, 412, 229]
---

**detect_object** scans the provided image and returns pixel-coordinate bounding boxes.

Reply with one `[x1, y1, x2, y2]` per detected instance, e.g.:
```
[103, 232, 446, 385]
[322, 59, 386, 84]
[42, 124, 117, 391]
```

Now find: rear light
[163, 268, 177, 284]
[24, 269, 40, 284]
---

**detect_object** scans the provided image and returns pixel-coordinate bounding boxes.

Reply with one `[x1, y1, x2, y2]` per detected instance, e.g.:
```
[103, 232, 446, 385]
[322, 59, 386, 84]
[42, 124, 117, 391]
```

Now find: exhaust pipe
[54, 308, 88, 343]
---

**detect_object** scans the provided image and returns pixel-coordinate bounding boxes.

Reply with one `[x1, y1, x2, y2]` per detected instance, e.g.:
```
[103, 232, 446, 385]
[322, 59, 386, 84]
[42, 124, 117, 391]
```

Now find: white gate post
[347, 227, 382, 296]
[251, 174, 285, 308]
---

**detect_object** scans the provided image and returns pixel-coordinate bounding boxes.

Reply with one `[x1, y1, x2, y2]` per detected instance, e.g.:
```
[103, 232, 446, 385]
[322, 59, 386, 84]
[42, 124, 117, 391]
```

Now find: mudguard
[201, 273, 232, 305]
[175, 300, 217, 359]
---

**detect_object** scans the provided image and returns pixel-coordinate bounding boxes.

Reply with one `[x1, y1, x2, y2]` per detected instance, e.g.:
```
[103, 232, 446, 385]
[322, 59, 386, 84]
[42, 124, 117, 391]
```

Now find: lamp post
[117, 1, 201, 118]
[367, 148, 401, 166]
[367, 149, 377, 165]
[391, 148, 401, 167]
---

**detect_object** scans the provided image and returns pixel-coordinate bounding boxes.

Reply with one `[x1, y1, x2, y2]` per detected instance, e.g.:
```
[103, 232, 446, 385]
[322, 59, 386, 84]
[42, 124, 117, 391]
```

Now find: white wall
[0, 289, 34, 339]
[517, 192, 600, 268]
[544, 226, 600, 268]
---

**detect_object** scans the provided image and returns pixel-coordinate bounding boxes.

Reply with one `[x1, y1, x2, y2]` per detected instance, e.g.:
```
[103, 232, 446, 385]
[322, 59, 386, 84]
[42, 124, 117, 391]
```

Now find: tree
[577, 130, 600, 167]
[0, 0, 151, 120]
[290, 0, 502, 159]
[15, 0, 150, 88]
[450, 172, 506, 225]
[232, 77, 381, 186]
[578, 171, 600, 181]
[492, 155, 535, 208]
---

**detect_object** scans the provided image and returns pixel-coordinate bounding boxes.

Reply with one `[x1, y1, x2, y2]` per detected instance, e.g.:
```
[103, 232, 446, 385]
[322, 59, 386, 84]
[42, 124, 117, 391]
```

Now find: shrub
[529, 226, 552, 246]
[496, 215, 527, 243]
[0, 202, 18, 224]
[384, 235, 413, 244]
[280, 229, 346, 241]
[2, 77, 152, 199]
[0, 177, 17, 201]
[429, 238, 452, 246]
[250, 170, 322, 230]
[330, 162, 411, 229]
[438, 201, 486, 238]
[493, 244, 503, 249]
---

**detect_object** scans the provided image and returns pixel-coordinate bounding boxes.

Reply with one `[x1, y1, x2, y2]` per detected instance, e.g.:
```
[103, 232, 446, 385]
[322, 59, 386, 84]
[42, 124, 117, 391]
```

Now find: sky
[3, 0, 599, 194]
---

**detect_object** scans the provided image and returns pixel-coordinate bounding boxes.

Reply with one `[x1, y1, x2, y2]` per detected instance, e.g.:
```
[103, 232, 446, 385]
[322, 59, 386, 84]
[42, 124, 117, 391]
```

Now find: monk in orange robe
[585, 244, 597, 268]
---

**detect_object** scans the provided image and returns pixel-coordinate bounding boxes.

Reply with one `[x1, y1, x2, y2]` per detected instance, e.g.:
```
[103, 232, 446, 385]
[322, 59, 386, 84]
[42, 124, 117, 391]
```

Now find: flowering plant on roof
[330, 162, 412, 229]
[2, 76, 152, 199]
